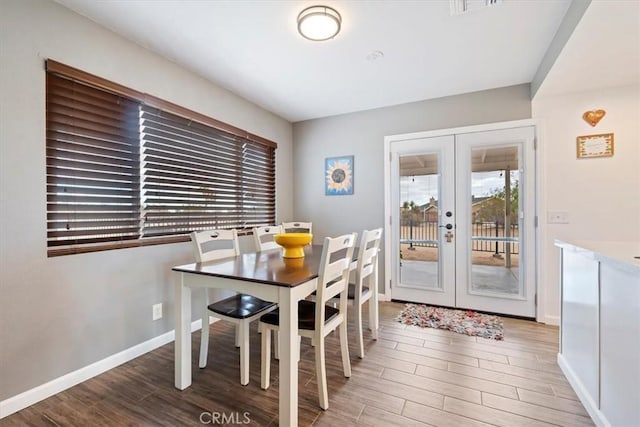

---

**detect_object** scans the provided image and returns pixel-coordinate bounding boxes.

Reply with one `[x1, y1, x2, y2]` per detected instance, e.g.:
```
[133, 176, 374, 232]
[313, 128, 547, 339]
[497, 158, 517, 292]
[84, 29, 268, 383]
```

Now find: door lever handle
[439, 224, 454, 230]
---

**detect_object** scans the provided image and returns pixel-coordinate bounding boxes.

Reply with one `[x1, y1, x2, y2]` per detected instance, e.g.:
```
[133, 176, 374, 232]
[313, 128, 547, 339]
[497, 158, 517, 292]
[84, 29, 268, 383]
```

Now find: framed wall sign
[577, 133, 614, 159]
[325, 155, 353, 195]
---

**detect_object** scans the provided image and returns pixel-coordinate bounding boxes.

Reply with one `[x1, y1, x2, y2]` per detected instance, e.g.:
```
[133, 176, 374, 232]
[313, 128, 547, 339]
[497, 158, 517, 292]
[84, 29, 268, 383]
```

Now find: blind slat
[47, 167, 139, 184]
[47, 130, 136, 153]
[47, 157, 140, 177]
[142, 179, 275, 193]
[48, 220, 141, 229]
[47, 204, 141, 212]
[48, 227, 141, 239]
[48, 211, 141, 221]
[47, 176, 140, 190]
[47, 139, 138, 161]
[47, 235, 140, 247]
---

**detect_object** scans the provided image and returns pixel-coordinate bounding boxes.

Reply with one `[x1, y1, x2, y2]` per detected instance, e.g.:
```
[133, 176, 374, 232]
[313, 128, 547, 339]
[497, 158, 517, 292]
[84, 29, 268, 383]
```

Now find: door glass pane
[469, 146, 521, 296]
[399, 153, 440, 289]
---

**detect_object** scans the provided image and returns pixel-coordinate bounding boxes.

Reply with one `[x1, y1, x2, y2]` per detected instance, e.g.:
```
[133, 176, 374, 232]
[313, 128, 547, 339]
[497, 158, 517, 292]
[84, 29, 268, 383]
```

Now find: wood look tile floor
[2, 302, 593, 426]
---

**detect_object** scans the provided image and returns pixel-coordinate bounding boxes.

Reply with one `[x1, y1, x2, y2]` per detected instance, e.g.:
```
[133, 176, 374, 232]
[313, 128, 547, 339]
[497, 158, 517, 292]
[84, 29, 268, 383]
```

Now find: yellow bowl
[274, 233, 313, 258]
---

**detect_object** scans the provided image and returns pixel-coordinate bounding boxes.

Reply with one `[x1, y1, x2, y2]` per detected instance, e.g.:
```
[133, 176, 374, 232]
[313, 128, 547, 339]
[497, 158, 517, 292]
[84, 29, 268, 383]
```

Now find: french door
[387, 126, 536, 318]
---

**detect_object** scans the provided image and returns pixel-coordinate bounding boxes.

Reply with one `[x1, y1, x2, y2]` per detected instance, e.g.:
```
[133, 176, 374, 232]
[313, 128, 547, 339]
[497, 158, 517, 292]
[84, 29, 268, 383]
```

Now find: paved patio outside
[400, 259, 520, 295]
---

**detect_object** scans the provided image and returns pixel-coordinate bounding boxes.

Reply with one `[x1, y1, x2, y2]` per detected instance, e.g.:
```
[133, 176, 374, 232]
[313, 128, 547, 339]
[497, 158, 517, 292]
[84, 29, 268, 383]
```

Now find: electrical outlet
[547, 211, 569, 224]
[152, 303, 163, 320]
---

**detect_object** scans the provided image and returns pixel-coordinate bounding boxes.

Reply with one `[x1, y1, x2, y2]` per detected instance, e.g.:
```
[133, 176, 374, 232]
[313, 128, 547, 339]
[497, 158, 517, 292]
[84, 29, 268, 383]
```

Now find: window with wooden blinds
[45, 60, 277, 256]
[140, 105, 276, 237]
[46, 73, 142, 254]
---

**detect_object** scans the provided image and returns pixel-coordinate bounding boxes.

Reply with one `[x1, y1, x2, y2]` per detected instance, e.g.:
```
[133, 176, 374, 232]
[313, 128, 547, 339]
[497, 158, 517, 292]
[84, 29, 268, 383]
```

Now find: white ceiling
[53, 0, 574, 122]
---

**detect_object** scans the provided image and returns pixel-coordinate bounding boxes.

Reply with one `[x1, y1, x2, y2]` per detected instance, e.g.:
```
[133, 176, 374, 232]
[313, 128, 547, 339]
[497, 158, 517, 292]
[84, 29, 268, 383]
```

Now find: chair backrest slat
[282, 221, 312, 234]
[355, 228, 383, 291]
[253, 225, 284, 251]
[190, 229, 240, 263]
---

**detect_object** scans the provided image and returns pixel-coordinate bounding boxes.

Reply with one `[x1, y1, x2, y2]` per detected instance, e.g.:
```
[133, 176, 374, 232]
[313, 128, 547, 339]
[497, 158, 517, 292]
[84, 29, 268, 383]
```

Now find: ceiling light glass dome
[297, 6, 341, 41]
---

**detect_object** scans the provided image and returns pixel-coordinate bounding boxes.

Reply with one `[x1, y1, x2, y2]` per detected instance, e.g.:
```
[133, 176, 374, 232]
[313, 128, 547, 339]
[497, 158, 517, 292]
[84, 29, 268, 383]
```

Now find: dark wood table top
[173, 245, 326, 288]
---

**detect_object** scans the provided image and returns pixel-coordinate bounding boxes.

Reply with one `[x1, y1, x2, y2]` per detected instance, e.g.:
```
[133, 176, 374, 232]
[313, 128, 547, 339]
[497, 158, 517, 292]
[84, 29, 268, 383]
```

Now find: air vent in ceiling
[450, 0, 503, 15]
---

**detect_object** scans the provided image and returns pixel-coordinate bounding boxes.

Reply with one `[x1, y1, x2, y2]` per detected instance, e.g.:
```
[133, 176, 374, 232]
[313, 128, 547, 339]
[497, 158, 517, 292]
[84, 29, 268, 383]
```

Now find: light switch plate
[152, 303, 163, 320]
[547, 211, 569, 224]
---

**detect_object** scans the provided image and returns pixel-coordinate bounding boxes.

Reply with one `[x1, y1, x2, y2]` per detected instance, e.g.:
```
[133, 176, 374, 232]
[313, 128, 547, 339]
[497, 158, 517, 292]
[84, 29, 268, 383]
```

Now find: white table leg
[278, 287, 298, 426]
[175, 273, 192, 389]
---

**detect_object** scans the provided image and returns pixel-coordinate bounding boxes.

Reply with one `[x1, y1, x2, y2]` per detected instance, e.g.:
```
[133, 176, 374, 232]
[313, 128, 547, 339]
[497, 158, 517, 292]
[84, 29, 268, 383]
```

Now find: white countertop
[555, 240, 640, 274]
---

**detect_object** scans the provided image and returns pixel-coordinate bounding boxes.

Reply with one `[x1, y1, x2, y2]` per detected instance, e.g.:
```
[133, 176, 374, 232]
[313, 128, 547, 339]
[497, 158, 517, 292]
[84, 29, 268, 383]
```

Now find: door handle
[439, 223, 454, 230]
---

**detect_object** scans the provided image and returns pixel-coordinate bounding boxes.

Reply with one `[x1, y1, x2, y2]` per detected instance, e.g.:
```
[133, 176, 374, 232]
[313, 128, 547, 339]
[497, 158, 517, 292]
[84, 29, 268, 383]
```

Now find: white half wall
[533, 84, 640, 324]
[0, 0, 292, 402]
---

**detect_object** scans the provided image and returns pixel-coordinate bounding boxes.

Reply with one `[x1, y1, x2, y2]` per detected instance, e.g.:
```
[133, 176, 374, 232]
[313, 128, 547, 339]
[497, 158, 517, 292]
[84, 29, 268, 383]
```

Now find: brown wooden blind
[140, 105, 276, 236]
[45, 60, 277, 256]
[46, 73, 142, 253]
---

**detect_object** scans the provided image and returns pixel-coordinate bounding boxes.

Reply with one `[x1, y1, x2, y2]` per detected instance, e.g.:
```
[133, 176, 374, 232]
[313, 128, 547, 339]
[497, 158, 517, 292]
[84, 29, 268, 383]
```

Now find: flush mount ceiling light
[297, 5, 341, 41]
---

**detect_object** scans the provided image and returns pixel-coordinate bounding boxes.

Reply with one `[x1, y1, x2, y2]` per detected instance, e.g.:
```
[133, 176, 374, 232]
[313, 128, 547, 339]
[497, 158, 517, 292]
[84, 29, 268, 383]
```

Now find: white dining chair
[333, 228, 383, 358]
[190, 229, 277, 386]
[252, 225, 301, 357]
[252, 225, 284, 251]
[282, 221, 312, 234]
[259, 232, 356, 410]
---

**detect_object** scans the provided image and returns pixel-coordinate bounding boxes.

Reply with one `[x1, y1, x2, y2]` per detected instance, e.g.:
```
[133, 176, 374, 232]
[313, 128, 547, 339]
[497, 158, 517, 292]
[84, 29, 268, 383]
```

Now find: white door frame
[383, 119, 544, 322]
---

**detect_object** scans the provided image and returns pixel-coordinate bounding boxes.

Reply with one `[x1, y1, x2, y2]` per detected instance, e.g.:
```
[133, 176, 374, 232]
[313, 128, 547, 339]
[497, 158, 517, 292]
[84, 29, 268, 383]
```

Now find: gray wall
[292, 85, 532, 292]
[0, 0, 293, 400]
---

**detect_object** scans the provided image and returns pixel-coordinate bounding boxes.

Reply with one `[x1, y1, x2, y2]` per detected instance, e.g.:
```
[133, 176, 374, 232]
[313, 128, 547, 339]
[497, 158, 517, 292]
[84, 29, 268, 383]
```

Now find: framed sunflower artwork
[325, 155, 354, 196]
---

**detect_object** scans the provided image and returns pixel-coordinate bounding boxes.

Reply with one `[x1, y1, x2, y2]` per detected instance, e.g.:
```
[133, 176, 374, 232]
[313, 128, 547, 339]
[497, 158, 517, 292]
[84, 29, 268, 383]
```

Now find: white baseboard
[557, 353, 610, 427]
[378, 292, 390, 302]
[541, 314, 560, 326]
[0, 318, 212, 419]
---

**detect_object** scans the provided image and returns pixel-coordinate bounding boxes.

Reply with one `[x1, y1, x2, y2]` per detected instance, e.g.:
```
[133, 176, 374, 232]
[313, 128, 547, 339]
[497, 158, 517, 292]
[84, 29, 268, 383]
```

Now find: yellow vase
[274, 233, 313, 258]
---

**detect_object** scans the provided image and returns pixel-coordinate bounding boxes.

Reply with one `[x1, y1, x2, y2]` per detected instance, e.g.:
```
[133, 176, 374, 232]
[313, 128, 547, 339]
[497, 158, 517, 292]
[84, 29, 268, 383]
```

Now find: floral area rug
[395, 304, 504, 340]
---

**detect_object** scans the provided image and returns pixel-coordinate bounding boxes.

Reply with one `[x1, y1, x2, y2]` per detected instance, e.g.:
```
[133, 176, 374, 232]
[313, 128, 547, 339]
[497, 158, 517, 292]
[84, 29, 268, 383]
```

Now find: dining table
[172, 244, 374, 426]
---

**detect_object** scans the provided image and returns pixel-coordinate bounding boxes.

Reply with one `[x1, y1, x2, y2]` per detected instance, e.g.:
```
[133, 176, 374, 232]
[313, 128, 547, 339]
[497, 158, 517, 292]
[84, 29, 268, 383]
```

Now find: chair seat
[260, 300, 339, 330]
[208, 294, 276, 319]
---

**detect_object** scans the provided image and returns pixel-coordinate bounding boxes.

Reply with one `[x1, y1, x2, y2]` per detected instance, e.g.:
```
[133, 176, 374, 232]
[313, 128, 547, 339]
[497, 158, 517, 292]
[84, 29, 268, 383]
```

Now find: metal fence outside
[400, 219, 519, 254]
